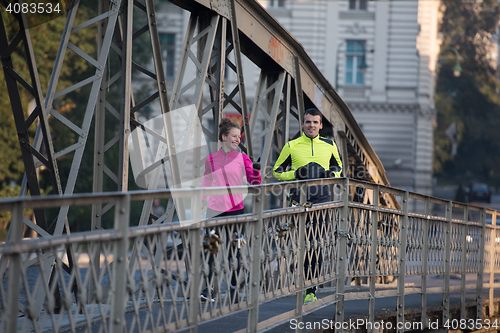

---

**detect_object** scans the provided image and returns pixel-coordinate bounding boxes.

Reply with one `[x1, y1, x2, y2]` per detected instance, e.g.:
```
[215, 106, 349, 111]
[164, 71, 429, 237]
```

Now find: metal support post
[293, 56, 305, 131]
[214, 17, 227, 150]
[229, 0, 253, 160]
[368, 185, 379, 331]
[489, 212, 497, 315]
[110, 194, 130, 333]
[295, 182, 308, 333]
[397, 191, 409, 332]
[4, 202, 24, 333]
[90, 0, 109, 302]
[248, 188, 264, 332]
[335, 178, 349, 332]
[421, 197, 430, 327]
[340, 136, 349, 178]
[188, 227, 202, 332]
[477, 208, 486, 320]
[118, 0, 133, 191]
[281, 76, 292, 208]
[460, 206, 468, 319]
[442, 201, 452, 322]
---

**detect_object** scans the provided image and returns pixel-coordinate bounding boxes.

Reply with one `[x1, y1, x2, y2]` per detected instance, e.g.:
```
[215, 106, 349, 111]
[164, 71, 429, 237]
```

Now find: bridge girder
[1, 0, 397, 318]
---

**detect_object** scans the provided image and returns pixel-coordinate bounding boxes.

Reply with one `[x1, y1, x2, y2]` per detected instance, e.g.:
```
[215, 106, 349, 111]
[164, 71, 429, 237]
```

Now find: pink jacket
[201, 149, 261, 212]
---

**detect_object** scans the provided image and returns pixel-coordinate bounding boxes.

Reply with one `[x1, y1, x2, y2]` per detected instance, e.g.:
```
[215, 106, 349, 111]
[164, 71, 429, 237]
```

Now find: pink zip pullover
[201, 148, 261, 212]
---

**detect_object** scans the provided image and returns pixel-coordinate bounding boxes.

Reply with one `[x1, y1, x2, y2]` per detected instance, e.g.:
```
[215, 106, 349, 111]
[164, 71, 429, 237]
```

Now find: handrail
[1, 178, 499, 332]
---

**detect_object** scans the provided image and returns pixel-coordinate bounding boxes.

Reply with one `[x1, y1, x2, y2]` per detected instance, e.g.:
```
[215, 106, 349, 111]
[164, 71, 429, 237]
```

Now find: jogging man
[273, 108, 343, 304]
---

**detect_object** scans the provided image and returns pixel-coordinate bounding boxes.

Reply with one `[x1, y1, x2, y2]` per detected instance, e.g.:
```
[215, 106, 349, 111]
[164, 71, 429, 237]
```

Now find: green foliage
[0, 5, 98, 233]
[0, 183, 34, 241]
[434, 0, 500, 184]
[1, 1, 163, 234]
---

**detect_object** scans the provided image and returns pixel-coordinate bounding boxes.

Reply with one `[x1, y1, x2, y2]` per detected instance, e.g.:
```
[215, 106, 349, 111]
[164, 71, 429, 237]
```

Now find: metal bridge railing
[0, 178, 499, 332]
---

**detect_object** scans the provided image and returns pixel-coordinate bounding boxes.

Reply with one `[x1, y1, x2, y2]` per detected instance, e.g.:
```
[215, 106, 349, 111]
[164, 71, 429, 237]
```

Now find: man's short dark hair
[303, 108, 323, 123]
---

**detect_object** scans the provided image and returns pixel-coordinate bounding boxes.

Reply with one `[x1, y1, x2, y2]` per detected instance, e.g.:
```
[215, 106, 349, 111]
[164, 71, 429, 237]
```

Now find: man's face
[302, 114, 323, 138]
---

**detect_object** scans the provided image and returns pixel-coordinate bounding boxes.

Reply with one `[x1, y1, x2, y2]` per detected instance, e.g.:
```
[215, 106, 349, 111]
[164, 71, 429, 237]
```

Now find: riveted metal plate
[210, 0, 231, 19]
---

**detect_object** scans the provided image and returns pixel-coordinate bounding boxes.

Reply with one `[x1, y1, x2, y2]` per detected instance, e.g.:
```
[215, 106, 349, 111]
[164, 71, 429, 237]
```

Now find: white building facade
[154, 0, 441, 196]
[265, 0, 442, 196]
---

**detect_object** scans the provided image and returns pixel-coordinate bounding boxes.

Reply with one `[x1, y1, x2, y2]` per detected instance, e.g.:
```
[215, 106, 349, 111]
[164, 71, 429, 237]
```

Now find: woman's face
[222, 127, 241, 151]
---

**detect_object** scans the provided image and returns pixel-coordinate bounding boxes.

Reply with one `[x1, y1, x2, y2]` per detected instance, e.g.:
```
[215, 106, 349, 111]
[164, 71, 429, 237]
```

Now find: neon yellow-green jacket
[273, 132, 343, 203]
[273, 132, 342, 180]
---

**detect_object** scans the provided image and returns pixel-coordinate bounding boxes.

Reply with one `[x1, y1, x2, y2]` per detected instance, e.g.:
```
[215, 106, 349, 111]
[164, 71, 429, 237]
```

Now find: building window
[269, 0, 285, 8]
[349, 0, 367, 10]
[159, 33, 175, 78]
[345, 40, 366, 85]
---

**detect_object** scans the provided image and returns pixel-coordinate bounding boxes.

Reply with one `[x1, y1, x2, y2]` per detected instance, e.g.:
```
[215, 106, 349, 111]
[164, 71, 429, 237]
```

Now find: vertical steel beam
[477, 208, 486, 320]
[281, 75, 292, 208]
[109, 194, 130, 333]
[335, 178, 349, 332]
[188, 227, 202, 332]
[460, 205, 468, 319]
[90, 0, 110, 301]
[340, 136, 349, 178]
[489, 212, 496, 315]
[368, 185, 379, 332]
[213, 17, 227, 150]
[283, 74, 291, 150]
[293, 56, 305, 131]
[442, 201, 452, 322]
[145, 0, 171, 141]
[118, 0, 133, 192]
[397, 191, 409, 332]
[248, 188, 264, 332]
[295, 183, 308, 333]
[421, 196, 430, 327]
[4, 202, 23, 333]
[229, 0, 253, 160]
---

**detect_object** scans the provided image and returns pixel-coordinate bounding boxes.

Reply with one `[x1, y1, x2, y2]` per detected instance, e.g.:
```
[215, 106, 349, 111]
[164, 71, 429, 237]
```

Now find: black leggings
[304, 212, 325, 294]
[206, 208, 244, 288]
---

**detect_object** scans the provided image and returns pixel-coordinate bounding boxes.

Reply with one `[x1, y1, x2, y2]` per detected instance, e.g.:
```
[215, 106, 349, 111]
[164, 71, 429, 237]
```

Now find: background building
[265, 0, 441, 196]
[154, 0, 441, 197]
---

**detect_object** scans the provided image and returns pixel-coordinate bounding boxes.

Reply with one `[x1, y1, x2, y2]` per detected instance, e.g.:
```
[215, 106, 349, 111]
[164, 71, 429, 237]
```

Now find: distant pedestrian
[152, 199, 165, 218]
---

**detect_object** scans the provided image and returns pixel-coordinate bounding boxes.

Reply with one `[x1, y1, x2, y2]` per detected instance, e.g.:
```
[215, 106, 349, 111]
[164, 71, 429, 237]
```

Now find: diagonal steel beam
[250, 70, 286, 179]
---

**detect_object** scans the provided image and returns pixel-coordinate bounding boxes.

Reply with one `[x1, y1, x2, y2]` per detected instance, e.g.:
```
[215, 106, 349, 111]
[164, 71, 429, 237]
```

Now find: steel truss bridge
[1, 0, 499, 332]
